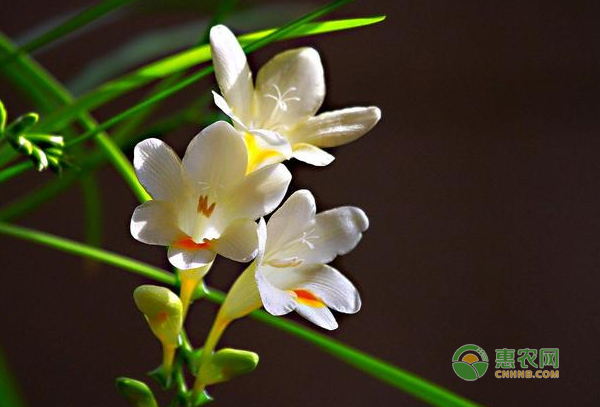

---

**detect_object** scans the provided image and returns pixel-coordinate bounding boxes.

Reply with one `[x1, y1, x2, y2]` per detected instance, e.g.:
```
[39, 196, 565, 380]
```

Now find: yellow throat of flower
[244, 132, 283, 173]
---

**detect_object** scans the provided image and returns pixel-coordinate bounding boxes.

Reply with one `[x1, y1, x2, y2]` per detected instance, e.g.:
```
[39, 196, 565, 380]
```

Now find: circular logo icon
[452, 344, 489, 381]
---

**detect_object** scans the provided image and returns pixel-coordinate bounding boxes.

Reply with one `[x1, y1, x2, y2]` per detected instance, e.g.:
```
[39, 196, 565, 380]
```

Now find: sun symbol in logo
[452, 344, 489, 381]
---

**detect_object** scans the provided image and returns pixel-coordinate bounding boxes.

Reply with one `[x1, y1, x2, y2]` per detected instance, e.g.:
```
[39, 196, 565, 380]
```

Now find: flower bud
[198, 348, 259, 385]
[10, 135, 33, 155]
[31, 147, 48, 171]
[27, 134, 64, 148]
[6, 112, 38, 137]
[133, 285, 183, 346]
[116, 377, 158, 407]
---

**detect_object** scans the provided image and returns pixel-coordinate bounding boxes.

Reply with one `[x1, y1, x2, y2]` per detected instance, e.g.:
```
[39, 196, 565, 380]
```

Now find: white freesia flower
[209, 25, 382, 172]
[130, 121, 292, 270]
[219, 190, 368, 330]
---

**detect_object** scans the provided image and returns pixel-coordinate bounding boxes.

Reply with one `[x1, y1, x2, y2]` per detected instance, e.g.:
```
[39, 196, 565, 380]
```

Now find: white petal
[299, 264, 361, 314]
[295, 304, 338, 330]
[289, 107, 381, 147]
[291, 143, 334, 166]
[265, 190, 316, 260]
[255, 47, 325, 127]
[131, 200, 183, 245]
[133, 138, 186, 201]
[167, 245, 216, 270]
[298, 206, 369, 264]
[210, 25, 254, 123]
[213, 218, 258, 262]
[223, 163, 291, 220]
[212, 91, 248, 130]
[262, 264, 360, 314]
[256, 218, 267, 264]
[182, 121, 247, 192]
[255, 268, 296, 316]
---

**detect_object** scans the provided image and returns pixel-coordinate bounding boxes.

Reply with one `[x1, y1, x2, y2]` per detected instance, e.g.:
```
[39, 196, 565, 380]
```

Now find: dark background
[1, 0, 599, 406]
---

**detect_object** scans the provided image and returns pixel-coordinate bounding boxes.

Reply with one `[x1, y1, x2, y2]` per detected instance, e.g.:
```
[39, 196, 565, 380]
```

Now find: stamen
[197, 195, 216, 217]
[262, 84, 301, 122]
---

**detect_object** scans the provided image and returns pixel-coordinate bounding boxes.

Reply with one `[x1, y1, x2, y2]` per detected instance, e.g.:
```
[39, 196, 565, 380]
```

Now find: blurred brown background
[1, 0, 599, 406]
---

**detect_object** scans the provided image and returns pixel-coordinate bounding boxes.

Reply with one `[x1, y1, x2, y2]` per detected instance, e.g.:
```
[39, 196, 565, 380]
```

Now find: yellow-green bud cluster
[0, 100, 64, 173]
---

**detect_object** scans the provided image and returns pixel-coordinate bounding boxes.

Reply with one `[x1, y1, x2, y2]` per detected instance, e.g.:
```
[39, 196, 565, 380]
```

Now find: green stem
[0, 220, 483, 407]
[191, 317, 229, 399]
[0, 31, 150, 202]
[0, 221, 173, 284]
[0, 161, 33, 184]
[0, 344, 26, 407]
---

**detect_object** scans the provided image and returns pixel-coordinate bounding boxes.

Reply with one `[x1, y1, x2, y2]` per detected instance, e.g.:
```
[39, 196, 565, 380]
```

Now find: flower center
[244, 132, 284, 173]
[173, 236, 212, 250]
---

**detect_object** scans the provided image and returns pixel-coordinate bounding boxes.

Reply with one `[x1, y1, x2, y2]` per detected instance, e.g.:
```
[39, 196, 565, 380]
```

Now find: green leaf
[38, 15, 386, 133]
[0, 99, 6, 132]
[14, 0, 140, 57]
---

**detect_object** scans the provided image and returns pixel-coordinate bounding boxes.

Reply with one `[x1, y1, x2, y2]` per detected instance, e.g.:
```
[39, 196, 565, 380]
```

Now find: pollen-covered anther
[197, 195, 216, 217]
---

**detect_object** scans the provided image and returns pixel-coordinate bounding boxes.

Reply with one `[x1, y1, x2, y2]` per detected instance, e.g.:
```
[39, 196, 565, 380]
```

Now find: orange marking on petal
[197, 195, 216, 217]
[173, 236, 212, 250]
[292, 289, 326, 308]
[154, 310, 169, 323]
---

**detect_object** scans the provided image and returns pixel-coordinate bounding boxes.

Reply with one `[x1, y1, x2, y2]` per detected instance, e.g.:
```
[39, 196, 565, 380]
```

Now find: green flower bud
[199, 348, 259, 385]
[133, 285, 183, 346]
[27, 134, 64, 148]
[31, 148, 49, 171]
[46, 155, 62, 173]
[10, 135, 33, 155]
[6, 112, 38, 137]
[115, 377, 158, 407]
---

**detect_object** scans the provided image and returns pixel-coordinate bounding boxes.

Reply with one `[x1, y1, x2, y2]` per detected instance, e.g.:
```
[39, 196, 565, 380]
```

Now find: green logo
[452, 344, 489, 381]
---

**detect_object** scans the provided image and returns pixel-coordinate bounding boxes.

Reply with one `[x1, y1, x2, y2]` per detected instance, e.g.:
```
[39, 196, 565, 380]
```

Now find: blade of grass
[0, 220, 484, 407]
[36, 15, 385, 132]
[8, 0, 139, 58]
